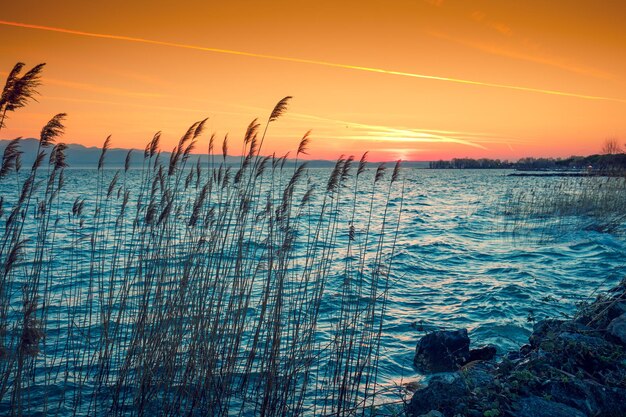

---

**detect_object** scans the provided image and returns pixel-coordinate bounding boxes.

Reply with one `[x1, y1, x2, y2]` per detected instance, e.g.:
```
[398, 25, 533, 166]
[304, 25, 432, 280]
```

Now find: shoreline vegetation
[429, 154, 626, 175]
[0, 62, 407, 415]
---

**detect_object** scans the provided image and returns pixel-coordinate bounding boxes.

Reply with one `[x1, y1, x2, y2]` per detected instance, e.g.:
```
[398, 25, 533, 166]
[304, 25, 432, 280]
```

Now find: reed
[504, 174, 626, 239]
[0, 64, 404, 416]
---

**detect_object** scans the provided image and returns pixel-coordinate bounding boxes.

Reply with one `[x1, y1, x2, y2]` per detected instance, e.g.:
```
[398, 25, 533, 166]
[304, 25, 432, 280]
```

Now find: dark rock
[510, 396, 586, 417]
[546, 379, 626, 417]
[406, 374, 469, 417]
[607, 313, 626, 345]
[408, 285, 626, 417]
[463, 361, 496, 389]
[556, 331, 614, 352]
[607, 301, 626, 321]
[530, 319, 565, 348]
[561, 321, 594, 333]
[468, 345, 497, 362]
[558, 331, 616, 355]
[466, 409, 482, 417]
[507, 344, 531, 362]
[585, 384, 626, 417]
[519, 344, 532, 356]
[414, 329, 470, 373]
[544, 379, 595, 415]
[417, 411, 444, 417]
[546, 332, 620, 376]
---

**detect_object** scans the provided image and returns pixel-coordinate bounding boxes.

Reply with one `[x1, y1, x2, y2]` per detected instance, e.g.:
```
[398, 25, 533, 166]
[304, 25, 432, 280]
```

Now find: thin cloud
[45, 95, 248, 117]
[317, 134, 488, 149]
[40, 92, 522, 151]
[1, 19, 624, 103]
[428, 30, 613, 79]
[288, 112, 529, 149]
[47, 78, 167, 98]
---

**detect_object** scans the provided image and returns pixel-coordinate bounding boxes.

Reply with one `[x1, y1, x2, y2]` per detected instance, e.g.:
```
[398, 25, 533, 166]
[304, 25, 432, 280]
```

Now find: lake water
[377, 169, 624, 387]
[1, 166, 624, 415]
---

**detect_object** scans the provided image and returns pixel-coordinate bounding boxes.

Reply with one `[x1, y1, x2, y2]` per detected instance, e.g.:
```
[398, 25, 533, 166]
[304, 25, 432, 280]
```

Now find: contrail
[1, 19, 625, 104]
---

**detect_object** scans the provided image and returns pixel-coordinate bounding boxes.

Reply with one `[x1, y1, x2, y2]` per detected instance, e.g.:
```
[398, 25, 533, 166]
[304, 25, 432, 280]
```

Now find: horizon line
[0, 137, 614, 164]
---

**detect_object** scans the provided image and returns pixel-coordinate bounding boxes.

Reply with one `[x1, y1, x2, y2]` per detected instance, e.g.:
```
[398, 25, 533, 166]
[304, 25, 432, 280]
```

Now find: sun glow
[0, 1, 625, 160]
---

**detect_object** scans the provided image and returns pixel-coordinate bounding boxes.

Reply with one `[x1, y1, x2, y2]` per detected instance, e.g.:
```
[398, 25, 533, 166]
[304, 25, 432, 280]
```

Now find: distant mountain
[0, 138, 143, 168]
[0, 138, 429, 169]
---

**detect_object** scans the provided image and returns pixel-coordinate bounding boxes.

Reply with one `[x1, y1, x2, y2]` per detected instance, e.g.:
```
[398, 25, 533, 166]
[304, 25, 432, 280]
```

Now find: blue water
[378, 170, 624, 390]
[1, 166, 624, 414]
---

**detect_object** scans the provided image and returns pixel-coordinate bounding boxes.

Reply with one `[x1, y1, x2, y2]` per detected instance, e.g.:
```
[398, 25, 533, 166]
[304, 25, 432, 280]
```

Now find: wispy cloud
[286, 112, 530, 150]
[0, 70, 168, 99]
[46, 78, 167, 98]
[428, 30, 613, 79]
[456, 11, 612, 79]
[44, 95, 249, 117]
[1, 19, 624, 103]
[36, 93, 527, 154]
[423, 0, 444, 7]
[470, 11, 513, 36]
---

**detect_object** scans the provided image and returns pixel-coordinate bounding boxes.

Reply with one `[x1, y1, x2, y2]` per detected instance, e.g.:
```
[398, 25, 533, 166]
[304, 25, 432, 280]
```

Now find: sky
[1, 0, 625, 161]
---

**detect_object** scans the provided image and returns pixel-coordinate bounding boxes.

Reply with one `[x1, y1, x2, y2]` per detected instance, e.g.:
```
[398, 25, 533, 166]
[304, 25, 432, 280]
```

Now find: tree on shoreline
[602, 137, 623, 155]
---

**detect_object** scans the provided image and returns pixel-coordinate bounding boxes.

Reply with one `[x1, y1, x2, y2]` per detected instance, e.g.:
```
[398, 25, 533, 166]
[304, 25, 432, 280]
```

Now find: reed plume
[391, 160, 401, 183]
[269, 96, 292, 122]
[0, 138, 22, 179]
[39, 113, 66, 148]
[297, 130, 311, 156]
[50, 143, 69, 171]
[357, 151, 368, 177]
[0, 63, 45, 130]
[222, 133, 228, 160]
[124, 150, 133, 172]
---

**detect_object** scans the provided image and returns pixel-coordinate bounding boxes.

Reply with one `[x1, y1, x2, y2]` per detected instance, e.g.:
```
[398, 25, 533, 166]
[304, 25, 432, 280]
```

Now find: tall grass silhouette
[0, 63, 404, 416]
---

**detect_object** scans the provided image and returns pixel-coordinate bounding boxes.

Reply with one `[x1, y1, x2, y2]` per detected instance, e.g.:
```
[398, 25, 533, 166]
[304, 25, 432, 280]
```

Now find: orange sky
[1, 0, 625, 161]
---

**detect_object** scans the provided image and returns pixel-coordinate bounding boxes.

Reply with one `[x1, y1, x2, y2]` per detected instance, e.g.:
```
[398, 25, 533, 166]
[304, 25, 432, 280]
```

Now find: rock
[556, 332, 616, 359]
[607, 301, 626, 321]
[544, 379, 595, 415]
[546, 379, 626, 417]
[519, 344, 532, 356]
[468, 345, 497, 362]
[557, 331, 614, 352]
[462, 361, 496, 389]
[510, 396, 586, 417]
[414, 329, 470, 373]
[585, 384, 626, 417]
[466, 409, 482, 417]
[529, 319, 565, 348]
[406, 374, 469, 417]
[607, 313, 626, 345]
[542, 332, 620, 376]
[408, 285, 626, 417]
[417, 411, 444, 417]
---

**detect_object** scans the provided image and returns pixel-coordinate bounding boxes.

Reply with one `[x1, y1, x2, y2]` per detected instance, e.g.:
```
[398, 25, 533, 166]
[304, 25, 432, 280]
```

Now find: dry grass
[504, 175, 626, 239]
[0, 65, 404, 416]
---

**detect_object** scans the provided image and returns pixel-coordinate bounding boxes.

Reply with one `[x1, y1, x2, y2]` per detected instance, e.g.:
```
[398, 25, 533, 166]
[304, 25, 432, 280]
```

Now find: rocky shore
[407, 279, 626, 417]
